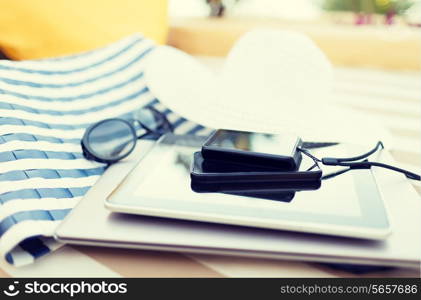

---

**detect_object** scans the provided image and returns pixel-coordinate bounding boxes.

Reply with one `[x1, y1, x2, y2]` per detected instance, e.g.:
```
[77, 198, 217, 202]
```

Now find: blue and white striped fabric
[0, 34, 210, 267]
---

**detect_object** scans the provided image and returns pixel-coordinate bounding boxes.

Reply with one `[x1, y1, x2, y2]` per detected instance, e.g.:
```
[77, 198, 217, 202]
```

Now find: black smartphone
[191, 152, 322, 193]
[202, 129, 303, 171]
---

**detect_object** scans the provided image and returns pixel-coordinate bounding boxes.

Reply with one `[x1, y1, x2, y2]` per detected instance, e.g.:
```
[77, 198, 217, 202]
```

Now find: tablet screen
[134, 145, 362, 217]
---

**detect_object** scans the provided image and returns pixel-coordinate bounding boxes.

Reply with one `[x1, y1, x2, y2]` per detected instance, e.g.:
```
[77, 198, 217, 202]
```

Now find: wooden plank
[169, 17, 421, 70]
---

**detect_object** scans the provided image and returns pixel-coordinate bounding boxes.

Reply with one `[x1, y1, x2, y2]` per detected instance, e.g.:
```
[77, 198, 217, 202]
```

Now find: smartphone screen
[205, 129, 300, 157]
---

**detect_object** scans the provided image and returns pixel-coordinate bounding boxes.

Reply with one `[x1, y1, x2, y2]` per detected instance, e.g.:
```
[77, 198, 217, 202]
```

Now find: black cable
[368, 162, 420, 180]
[327, 141, 384, 163]
[298, 147, 321, 163]
[321, 168, 353, 180]
[327, 160, 421, 181]
[298, 141, 421, 181]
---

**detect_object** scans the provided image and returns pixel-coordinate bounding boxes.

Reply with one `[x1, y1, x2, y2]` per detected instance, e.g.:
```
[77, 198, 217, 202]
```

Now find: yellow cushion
[0, 0, 168, 60]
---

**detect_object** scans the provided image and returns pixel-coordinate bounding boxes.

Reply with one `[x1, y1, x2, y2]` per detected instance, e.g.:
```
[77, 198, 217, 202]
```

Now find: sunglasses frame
[81, 118, 138, 164]
[81, 106, 174, 164]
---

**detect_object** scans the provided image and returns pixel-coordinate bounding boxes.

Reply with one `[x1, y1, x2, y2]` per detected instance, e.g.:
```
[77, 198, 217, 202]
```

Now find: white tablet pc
[105, 134, 391, 240]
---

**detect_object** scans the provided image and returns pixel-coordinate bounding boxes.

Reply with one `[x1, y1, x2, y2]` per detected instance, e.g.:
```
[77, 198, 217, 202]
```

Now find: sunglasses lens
[87, 119, 136, 161]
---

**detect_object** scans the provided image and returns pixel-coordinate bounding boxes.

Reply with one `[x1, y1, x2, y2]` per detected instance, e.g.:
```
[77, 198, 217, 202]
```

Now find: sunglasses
[81, 106, 173, 164]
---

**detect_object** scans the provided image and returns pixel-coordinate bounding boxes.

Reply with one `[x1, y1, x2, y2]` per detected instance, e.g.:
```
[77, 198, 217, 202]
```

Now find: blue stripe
[0, 187, 90, 203]
[5, 252, 13, 264]
[19, 237, 52, 259]
[0, 133, 79, 145]
[160, 108, 172, 115]
[143, 98, 160, 107]
[0, 117, 160, 145]
[0, 209, 70, 237]
[0, 150, 83, 162]
[0, 134, 162, 149]
[186, 125, 206, 135]
[0, 167, 105, 181]
[0, 116, 82, 130]
[0, 98, 171, 131]
[0, 47, 153, 88]
[172, 117, 188, 128]
[0, 37, 142, 75]
[0, 87, 151, 116]
[0, 71, 145, 102]
[0, 112, 171, 145]
[81, 95, 158, 117]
